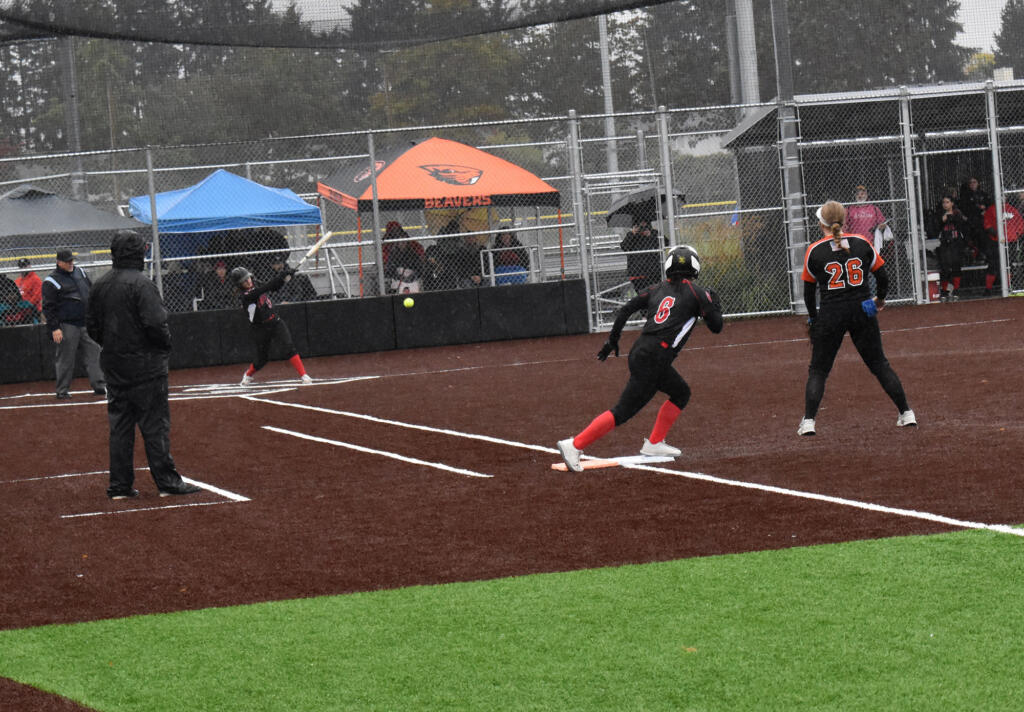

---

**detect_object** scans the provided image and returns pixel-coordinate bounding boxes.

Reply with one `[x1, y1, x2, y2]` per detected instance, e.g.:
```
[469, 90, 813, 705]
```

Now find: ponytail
[818, 200, 849, 254]
[831, 222, 849, 254]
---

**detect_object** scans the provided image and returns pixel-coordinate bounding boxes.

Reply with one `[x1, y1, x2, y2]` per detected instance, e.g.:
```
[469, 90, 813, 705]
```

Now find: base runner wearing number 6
[556, 245, 724, 472]
[798, 200, 915, 437]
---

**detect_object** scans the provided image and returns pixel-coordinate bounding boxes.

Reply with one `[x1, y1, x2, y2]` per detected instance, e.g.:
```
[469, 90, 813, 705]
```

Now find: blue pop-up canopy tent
[129, 169, 321, 233]
[129, 169, 322, 258]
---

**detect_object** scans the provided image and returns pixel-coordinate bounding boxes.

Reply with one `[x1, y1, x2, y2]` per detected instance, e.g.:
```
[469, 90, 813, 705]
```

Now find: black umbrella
[605, 187, 685, 228]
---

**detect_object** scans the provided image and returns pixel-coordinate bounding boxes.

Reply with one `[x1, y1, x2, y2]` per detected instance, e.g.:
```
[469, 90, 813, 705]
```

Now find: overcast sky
[272, 0, 1007, 54]
[957, 0, 1006, 52]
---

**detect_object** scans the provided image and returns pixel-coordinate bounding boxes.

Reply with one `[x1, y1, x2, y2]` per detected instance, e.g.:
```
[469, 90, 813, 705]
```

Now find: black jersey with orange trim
[609, 278, 723, 353]
[801, 234, 883, 305]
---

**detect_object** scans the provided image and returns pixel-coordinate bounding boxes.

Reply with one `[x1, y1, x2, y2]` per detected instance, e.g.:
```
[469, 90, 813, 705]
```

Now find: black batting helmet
[230, 266, 252, 287]
[664, 244, 701, 279]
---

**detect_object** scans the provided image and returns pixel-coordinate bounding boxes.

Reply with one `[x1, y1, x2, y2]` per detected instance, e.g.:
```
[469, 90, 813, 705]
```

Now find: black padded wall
[305, 296, 395, 357]
[393, 288, 482, 349]
[479, 281, 566, 341]
[168, 310, 224, 369]
[0, 280, 591, 384]
[0, 324, 45, 383]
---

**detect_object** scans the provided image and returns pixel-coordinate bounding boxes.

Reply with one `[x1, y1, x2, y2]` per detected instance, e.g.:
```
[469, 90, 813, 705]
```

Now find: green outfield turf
[2, 529, 1022, 711]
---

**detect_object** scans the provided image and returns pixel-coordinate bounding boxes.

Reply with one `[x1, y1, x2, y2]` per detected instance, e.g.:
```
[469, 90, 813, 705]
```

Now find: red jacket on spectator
[16, 270, 43, 311]
[982, 202, 1024, 243]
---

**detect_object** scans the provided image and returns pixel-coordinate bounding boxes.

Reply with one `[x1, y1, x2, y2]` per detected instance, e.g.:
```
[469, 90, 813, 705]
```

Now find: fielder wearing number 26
[557, 244, 724, 472]
[797, 200, 915, 437]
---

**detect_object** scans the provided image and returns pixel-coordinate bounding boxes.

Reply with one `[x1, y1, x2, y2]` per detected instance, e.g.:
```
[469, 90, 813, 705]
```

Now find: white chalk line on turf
[4, 470, 248, 503]
[5, 467, 251, 518]
[3, 467, 150, 484]
[250, 396, 1023, 538]
[619, 463, 1024, 538]
[0, 386, 299, 410]
[247, 396, 553, 453]
[61, 500, 240, 519]
[261, 425, 493, 479]
[685, 317, 1016, 352]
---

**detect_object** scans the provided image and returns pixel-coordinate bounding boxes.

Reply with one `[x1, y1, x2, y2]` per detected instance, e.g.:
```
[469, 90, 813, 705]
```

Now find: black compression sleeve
[609, 292, 647, 342]
[874, 265, 889, 301]
[803, 280, 818, 319]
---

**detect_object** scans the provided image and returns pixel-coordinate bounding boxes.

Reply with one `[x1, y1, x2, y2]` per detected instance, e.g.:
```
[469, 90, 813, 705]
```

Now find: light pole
[60, 36, 86, 199]
[598, 14, 619, 175]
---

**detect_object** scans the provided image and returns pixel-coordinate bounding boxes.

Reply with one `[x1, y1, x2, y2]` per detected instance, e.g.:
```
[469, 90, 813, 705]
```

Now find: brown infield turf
[3, 297, 1023, 710]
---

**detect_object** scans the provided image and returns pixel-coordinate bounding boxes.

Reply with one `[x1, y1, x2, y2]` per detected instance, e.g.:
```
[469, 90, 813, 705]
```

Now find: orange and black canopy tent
[316, 137, 560, 212]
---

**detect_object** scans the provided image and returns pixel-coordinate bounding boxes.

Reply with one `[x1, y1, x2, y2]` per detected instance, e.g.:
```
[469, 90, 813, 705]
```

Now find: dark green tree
[994, 0, 1024, 77]
[753, 0, 970, 97]
[612, 2, 731, 111]
[347, 0, 523, 130]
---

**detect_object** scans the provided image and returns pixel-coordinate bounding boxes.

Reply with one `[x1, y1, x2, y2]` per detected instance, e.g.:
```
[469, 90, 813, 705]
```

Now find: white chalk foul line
[0, 386, 299, 411]
[247, 396, 553, 454]
[251, 396, 1023, 537]
[6, 469, 249, 504]
[62, 500, 239, 519]
[261, 425, 493, 479]
[26, 471, 251, 518]
[621, 462, 1024, 538]
[180, 475, 250, 503]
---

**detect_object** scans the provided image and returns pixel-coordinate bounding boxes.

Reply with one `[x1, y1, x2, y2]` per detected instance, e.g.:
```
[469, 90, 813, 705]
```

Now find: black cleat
[108, 489, 139, 500]
[94, 387, 107, 395]
[159, 483, 202, 497]
[56, 393, 71, 400]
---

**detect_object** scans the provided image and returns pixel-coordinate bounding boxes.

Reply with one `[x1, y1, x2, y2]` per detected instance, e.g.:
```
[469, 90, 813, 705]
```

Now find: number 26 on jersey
[823, 258, 864, 290]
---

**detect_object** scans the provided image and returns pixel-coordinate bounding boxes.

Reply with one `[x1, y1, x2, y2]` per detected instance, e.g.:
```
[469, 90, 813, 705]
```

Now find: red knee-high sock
[244, 364, 256, 377]
[940, 280, 948, 292]
[574, 410, 616, 450]
[648, 401, 682, 444]
[289, 353, 307, 377]
[952, 276, 961, 289]
[985, 273, 996, 290]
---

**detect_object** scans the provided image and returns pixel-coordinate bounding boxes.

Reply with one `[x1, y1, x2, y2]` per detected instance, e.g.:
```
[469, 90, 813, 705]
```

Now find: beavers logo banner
[420, 164, 482, 186]
[354, 161, 386, 183]
[424, 195, 492, 209]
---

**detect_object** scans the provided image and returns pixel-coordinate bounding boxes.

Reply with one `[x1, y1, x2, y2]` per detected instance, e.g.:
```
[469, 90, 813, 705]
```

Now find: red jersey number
[653, 296, 675, 323]
[823, 258, 864, 290]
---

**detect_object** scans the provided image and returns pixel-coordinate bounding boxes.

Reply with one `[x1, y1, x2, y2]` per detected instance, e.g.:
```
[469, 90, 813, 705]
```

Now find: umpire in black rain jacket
[86, 230, 199, 499]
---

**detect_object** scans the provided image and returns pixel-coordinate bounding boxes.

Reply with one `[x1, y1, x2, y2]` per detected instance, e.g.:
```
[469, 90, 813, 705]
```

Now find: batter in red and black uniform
[798, 200, 915, 436]
[231, 266, 312, 386]
[557, 245, 723, 472]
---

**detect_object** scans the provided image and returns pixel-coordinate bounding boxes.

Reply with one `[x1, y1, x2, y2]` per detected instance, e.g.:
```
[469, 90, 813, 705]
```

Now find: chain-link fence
[4, 81, 1024, 331]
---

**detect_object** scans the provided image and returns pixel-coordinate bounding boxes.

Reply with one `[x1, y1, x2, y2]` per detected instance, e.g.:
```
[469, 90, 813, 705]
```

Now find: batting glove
[597, 339, 619, 361]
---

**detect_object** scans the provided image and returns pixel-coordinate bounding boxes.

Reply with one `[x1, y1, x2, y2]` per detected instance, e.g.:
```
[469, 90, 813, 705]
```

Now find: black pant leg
[273, 319, 298, 360]
[655, 366, 691, 410]
[805, 305, 849, 419]
[106, 384, 138, 493]
[848, 315, 909, 413]
[982, 238, 1000, 277]
[610, 343, 662, 425]
[134, 376, 183, 490]
[251, 325, 274, 371]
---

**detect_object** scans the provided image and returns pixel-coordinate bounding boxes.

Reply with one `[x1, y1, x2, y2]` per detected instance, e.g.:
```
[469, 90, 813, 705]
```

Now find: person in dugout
[980, 198, 1024, 296]
[231, 265, 313, 386]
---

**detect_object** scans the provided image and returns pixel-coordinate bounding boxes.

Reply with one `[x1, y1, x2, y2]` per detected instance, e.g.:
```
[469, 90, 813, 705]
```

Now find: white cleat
[797, 418, 816, 436]
[240, 374, 253, 386]
[896, 409, 917, 427]
[640, 438, 682, 457]
[557, 438, 583, 472]
[300, 374, 313, 385]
